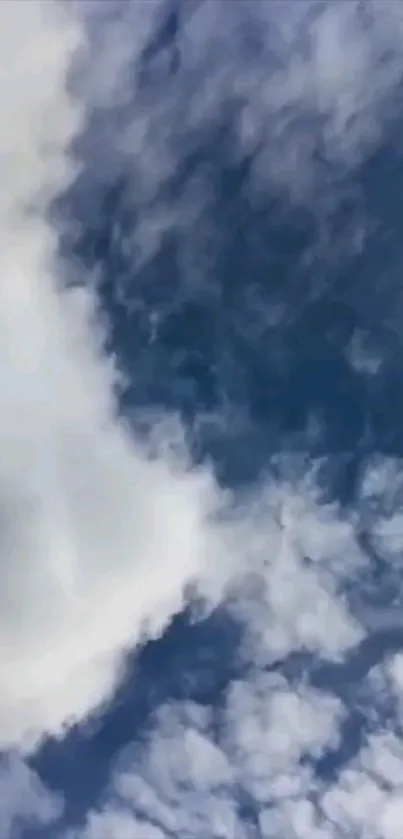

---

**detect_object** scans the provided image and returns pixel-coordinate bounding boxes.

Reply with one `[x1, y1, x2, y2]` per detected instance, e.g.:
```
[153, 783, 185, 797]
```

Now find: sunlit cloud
[3, 1, 403, 837]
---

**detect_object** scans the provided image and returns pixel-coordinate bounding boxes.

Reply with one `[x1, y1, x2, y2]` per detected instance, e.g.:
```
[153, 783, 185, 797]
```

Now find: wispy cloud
[53, 3, 403, 838]
[0, 754, 62, 837]
[71, 0, 403, 203]
[3, 1, 403, 837]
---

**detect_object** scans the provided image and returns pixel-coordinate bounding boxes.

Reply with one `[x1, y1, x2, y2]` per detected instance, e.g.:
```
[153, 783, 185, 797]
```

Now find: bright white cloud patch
[0, 0, 376, 755]
[3, 1, 403, 837]
[0, 0, 226, 752]
[63, 462, 403, 839]
[69, 649, 403, 839]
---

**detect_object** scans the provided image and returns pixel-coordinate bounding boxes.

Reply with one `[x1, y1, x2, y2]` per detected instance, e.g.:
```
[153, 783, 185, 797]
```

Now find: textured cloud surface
[69, 663, 403, 839]
[0, 0, 227, 751]
[0, 0, 371, 753]
[4, 2, 403, 838]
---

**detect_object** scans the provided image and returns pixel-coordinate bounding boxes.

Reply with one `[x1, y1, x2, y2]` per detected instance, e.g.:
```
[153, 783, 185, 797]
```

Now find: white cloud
[0, 0, 378, 758]
[5, 1, 403, 836]
[0, 754, 62, 837]
[62, 0, 403, 321]
[220, 473, 364, 664]
[68, 659, 403, 839]
[0, 0, 362, 759]
[0, 0, 229, 753]
[68, 671, 343, 839]
[320, 730, 403, 839]
[60, 453, 403, 839]
[72, 0, 403, 203]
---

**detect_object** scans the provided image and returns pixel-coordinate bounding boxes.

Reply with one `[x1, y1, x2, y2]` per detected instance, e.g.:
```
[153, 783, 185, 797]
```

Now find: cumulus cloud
[57, 3, 403, 839]
[5, 1, 403, 836]
[0, 0, 227, 752]
[68, 673, 342, 839]
[65, 669, 386, 839]
[68, 628, 403, 839]
[0, 754, 62, 837]
[0, 0, 386, 757]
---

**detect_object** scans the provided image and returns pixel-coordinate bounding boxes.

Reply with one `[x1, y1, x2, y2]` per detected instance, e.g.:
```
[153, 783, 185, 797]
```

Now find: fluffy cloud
[0, 755, 62, 837]
[0, 0, 227, 752]
[49, 4, 403, 838]
[0, 0, 384, 754]
[68, 601, 403, 839]
[70, 661, 403, 839]
[4, 1, 403, 837]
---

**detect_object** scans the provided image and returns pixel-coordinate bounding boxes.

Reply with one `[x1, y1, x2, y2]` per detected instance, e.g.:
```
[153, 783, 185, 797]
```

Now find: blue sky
[4, 1, 403, 837]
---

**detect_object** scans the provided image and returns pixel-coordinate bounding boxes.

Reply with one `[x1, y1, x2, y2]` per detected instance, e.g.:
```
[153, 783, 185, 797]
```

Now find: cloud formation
[0, 0, 227, 752]
[55, 3, 403, 838]
[1, 0, 389, 755]
[4, 1, 403, 837]
[0, 754, 62, 838]
[73, 0, 403, 204]
[70, 626, 403, 839]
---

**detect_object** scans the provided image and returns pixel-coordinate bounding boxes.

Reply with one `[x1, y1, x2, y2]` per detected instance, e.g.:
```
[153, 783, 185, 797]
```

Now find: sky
[4, 0, 403, 837]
